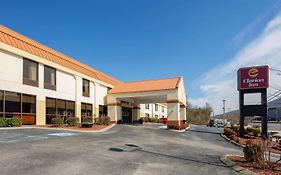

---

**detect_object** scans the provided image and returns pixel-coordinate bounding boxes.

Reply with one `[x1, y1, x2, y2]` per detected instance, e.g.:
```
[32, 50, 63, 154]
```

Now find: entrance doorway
[122, 106, 132, 124]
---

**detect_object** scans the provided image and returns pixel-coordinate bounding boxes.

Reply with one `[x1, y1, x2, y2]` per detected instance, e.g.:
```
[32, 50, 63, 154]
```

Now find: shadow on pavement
[109, 144, 227, 168]
[187, 129, 222, 135]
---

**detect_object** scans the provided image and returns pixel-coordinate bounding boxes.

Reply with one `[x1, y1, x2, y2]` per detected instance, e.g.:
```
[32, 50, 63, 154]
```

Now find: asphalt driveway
[0, 124, 242, 175]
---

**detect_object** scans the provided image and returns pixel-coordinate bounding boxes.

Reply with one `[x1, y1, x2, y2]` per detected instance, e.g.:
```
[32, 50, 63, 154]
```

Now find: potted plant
[81, 114, 93, 128]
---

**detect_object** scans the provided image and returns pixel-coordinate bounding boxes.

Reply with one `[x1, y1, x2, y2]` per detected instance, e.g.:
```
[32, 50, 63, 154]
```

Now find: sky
[1, 0, 281, 114]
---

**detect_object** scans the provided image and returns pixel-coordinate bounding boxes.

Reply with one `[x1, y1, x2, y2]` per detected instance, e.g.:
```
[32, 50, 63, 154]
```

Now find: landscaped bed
[228, 155, 281, 175]
[223, 126, 281, 154]
[39, 124, 113, 131]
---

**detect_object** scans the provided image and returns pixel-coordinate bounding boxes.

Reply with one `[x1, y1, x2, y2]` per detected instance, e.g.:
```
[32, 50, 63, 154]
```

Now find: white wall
[0, 49, 110, 124]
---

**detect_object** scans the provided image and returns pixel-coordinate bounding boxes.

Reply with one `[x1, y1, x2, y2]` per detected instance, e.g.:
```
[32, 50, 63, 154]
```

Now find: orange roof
[0, 25, 122, 86]
[109, 77, 182, 94]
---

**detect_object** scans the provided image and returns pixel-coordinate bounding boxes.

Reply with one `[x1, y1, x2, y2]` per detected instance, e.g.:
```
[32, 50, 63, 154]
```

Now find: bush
[224, 128, 235, 137]
[51, 117, 63, 127]
[141, 117, 149, 123]
[148, 117, 158, 123]
[139, 118, 143, 124]
[246, 127, 261, 137]
[94, 116, 111, 125]
[82, 116, 93, 123]
[229, 134, 239, 143]
[5, 118, 21, 127]
[168, 123, 188, 130]
[0, 118, 7, 127]
[66, 117, 79, 126]
[230, 126, 239, 134]
[243, 140, 262, 162]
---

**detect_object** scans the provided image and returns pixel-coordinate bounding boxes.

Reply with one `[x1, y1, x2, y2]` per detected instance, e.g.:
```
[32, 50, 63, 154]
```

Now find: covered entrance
[107, 77, 187, 129]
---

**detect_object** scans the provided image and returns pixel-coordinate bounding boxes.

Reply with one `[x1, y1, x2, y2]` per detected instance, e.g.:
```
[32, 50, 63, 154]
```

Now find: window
[145, 104, 150, 109]
[46, 98, 56, 124]
[162, 106, 164, 113]
[44, 66, 56, 90]
[0, 91, 3, 117]
[46, 98, 75, 124]
[81, 103, 92, 117]
[0, 90, 36, 124]
[67, 101, 75, 117]
[145, 113, 150, 118]
[155, 104, 158, 111]
[82, 79, 90, 97]
[22, 94, 36, 114]
[99, 105, 108, 116]
[57, 99, 66, 116]
[5, 91, 21, 118]
[23, 58, 38, 87]
[155, 115, 158, 118]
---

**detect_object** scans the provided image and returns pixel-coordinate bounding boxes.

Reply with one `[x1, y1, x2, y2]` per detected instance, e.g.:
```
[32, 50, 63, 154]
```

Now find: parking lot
[0, 124, 241, 175]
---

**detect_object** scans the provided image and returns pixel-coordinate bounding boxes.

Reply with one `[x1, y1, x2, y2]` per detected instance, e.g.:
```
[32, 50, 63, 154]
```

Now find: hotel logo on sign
[238, 66, 269, 90]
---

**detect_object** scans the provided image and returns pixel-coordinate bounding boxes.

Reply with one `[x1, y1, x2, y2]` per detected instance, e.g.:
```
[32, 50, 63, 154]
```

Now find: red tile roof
[0, 25, 122, 86]
[109, 77, 182, 94]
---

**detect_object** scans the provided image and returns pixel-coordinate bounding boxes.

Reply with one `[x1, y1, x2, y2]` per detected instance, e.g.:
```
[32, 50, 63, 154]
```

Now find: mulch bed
[228, 156, 281, 175]
[38, 124, 112, 131]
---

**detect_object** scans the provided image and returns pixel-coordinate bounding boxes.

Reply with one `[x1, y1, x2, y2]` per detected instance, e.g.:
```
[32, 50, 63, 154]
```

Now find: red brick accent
[166, 99, 180, 103]
[180, 104, 186, 108]
[107, 103, 122, 106]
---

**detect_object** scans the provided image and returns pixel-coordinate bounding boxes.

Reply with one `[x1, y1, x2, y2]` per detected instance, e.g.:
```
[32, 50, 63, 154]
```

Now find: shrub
[148, 117, 158, 123]
[51, 117, 63, 127]
[243, 140, 262, 162]
[224, 128, 235, 137]
[252, 128, 260, 137]
[94, 116, 111, 125]
[141, 117, 149, 123]
[230, 126, 239, 134]
[5, 118, 21, 127]
[66, 117, 79, 126]
[229, 134, 239, 143]
[246, 127, 260, 137]
[82, 116, 93, 123]
[168, 123, 187, 130]
[139, 118, 143, 124]
[0, 118, 7, 127]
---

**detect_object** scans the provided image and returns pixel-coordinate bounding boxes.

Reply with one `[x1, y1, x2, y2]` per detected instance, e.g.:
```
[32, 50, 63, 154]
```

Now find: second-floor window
[145, 104, 150, 109]
[155, 104, 158, 111]
[162, 106, 164, 112]
[44, 66, 56, 90]
[82, 79, 90, 97]
[23, 58, 38, 87]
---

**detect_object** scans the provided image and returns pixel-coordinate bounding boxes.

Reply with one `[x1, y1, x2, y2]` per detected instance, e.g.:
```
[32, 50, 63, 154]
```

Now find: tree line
[186, 102, 213, 125]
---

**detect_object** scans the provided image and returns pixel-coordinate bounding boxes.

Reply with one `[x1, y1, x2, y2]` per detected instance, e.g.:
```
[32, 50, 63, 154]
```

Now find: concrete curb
[169, 126, 191, 133]
[0, 124, 116, 133]
[220, 154, 259, 175]
[221, 133, 245, 148]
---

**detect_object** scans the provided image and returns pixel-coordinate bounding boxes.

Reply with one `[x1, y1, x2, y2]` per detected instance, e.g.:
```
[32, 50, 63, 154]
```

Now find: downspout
[93, 81, 97, 118]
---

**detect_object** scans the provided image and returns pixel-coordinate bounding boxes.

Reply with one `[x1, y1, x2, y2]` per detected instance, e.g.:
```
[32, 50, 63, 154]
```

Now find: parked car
[207, 119, 225, 128]
[159, 118, 167, 124]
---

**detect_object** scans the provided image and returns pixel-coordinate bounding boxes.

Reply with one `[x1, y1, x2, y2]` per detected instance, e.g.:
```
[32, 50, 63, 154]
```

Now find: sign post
[237, 66, 269, 137]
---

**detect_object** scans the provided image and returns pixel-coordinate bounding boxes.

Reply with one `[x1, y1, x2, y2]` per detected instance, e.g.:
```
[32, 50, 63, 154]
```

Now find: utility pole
[222, 99, 226, 117]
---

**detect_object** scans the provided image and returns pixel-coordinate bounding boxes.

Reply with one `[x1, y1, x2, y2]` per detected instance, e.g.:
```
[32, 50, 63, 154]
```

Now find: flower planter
[81, 122, 93, 128]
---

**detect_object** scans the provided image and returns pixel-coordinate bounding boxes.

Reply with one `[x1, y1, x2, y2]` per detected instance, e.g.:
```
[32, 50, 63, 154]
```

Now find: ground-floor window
[99, 105, 108, 116]
[0, 89, 36, 124]
[0, 90, 3, 118]
[145, 113, 150, 118]
[81, 103, 92, 117]
[46, 97, 75, 124]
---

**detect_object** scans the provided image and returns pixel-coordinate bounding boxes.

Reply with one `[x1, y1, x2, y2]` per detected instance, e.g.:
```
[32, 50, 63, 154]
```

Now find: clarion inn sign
[237, 65, 269, 90]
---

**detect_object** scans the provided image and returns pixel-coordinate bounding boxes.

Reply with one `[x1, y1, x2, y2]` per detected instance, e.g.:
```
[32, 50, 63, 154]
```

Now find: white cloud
[190, 12, 281, 115]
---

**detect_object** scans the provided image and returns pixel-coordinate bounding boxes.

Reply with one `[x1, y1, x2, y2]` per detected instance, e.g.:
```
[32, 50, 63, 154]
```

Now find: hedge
[0, 118, 22, 127]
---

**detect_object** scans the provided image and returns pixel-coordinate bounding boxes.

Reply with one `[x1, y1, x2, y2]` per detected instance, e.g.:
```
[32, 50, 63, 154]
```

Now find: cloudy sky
[189, 9, 281, 114]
